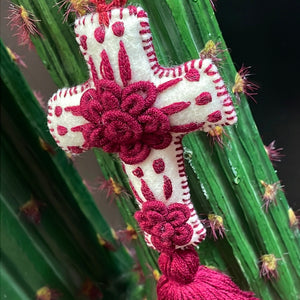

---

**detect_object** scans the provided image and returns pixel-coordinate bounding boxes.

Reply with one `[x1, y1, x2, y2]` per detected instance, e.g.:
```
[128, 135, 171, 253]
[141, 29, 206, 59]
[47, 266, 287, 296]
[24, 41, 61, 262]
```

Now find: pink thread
[80, 35, 88, 50]
[216, 84, 226, 90]
[226, 116, 236, 121]
[207, 110, 222, 123]
[80, 88, 104, 123]
[142, 37, 152, 43]
[132, 167, 144, 178]
[157, 78, 182, 92]
[118, 41, 132, 87]
[217, 90, 228, 97]
[137, 10, 147, 18]
[147, 51, 155, 58]
[223, 99, 233, 106]
[184, 63, 189, 73]
[138, 108, 172, 149]
[185, 68, 200, 82]
[119, 142, 150, 164]
[57, 125, 68, 136]
[225, 109, 235, 115]
[143, 44, 152, 50]
[140, 21, 149, 28]
[207, 70, 217, 76]
[91, 0, 127, 26]
[157, 248, 259, 300]
[178, 67, 183, 76]
[204, 64, 217, 76]
[88, 56, 99, 82]
[153, 66, 160, 74]
[160, 102, 191, 116]
[153, 158, 165, 174]
[141, 179, 156, 202]
[163, 175, 173, 200]
[128, 5, 137, 15]
[71, 124, 85, 133]
[158, 248, 199, 284]
[135, 201, 193, 252]
[55, 106, 62, 117]
[100, 50, 115, 80]
[121, 81, 157, 114]
[198, 59, 203, 69]
[139, 29, 151, 35]
[65, 106, 81, 116]
[171, 122, 204, 133]
[112, 21, 125, 37]
[195, 92, 212, 105]
[213, 77, 222, 84]
[102, 110, 143, 143]
[94, 26, 106, 43]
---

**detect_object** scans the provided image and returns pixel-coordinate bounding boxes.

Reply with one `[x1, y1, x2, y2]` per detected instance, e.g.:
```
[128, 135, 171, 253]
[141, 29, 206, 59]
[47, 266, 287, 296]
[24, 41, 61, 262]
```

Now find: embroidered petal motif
[75, 79, 172, 164]
[135, 201, 193, 252]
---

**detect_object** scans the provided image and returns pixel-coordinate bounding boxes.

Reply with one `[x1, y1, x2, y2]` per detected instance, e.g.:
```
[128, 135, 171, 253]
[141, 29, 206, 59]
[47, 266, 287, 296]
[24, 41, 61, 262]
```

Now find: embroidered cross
[47, 6, 237, 251]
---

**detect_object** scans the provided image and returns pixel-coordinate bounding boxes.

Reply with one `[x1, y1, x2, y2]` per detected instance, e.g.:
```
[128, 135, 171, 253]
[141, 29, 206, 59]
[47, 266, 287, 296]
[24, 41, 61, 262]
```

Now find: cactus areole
[47, 1, 259, 299]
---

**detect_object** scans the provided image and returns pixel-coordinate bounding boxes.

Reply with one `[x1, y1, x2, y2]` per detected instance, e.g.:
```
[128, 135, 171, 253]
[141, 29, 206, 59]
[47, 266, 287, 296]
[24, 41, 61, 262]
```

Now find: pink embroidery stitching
[207, 110, 222, 123]
[135, 201, 193, 253]
[163, 175, 173, 200]
[132, 167, 144, 178]
[195, 92, 212, 105]
[75, 78, 173, 164]
[94, 26, 105, 43]
[100, 50, 115, 80]
[112, 21, 125, 36]
[118, 41, 131, 86]
[141, 179, 156, 201]
[57, 125, 68, 136]
[54, 106, 62, 117]
[185, 68, 200, 82]
[153, 158, 165, 174]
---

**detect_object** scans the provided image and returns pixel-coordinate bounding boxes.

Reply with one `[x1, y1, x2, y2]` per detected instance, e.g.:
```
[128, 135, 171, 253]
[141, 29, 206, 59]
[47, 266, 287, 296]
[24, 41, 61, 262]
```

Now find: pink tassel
[157, 248, 259, 300]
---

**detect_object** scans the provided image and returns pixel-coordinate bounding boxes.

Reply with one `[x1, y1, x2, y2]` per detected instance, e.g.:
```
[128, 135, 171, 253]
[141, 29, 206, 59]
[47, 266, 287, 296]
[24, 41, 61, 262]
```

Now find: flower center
[102, 110, 142, 144]
[79, 79, 172, 164]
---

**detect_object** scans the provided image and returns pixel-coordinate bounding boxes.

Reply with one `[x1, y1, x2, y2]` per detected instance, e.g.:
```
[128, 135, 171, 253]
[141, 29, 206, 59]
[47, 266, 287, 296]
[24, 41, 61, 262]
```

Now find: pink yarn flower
[135, 201, 193, 252]
[79, 79, 172, 164]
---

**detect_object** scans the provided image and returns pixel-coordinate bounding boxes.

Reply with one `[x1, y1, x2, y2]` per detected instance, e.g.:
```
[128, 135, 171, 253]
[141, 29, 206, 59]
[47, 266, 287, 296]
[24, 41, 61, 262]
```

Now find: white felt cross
[47, 6, 237, 250]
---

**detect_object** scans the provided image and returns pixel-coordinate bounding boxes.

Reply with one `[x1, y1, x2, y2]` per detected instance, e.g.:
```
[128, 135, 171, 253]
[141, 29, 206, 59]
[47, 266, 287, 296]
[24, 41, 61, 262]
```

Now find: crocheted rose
[79, 79, 172, 164]
[135, 201, 193, 252]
